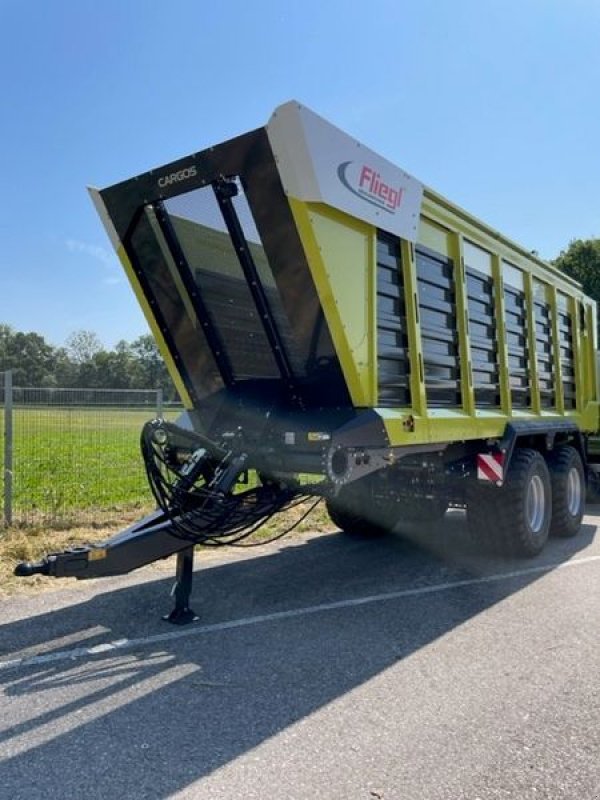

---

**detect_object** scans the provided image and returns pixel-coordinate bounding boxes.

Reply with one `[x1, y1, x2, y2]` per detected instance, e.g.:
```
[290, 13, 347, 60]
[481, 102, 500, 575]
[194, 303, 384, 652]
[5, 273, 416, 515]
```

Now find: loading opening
[123, 170, 349, 416]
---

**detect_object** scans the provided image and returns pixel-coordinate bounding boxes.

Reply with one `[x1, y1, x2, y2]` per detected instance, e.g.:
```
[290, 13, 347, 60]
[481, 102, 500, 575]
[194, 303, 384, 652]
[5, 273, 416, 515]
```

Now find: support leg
[163, 546, 199, 625]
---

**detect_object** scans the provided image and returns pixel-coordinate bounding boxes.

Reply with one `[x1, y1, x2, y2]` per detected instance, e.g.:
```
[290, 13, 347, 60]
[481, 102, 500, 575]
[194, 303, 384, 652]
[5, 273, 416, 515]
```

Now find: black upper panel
[101, 129, 350, 410]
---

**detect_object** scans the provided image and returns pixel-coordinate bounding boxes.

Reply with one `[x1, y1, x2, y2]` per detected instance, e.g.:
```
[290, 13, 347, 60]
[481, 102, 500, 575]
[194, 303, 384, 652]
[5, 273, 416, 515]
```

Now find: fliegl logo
[337, 161, 404, 214]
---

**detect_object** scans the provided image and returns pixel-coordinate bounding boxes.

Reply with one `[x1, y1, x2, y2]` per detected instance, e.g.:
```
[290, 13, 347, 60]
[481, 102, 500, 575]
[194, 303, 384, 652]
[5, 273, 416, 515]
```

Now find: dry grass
[0, 500, 335, 598]
[0, 506, 151, 597]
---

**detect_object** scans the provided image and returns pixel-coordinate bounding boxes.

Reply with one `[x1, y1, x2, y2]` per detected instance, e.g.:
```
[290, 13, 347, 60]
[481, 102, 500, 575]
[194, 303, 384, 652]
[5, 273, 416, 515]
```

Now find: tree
[130, 334, 174, 394]
[0, 326, 57, 385]
[65, 330, 103, 366]
[0, 323, 178, 398]
[0, 324, 13, 366]
[553, 238, 600, 303]
[52, 347, 78, 387]
[89, 348, 135, 389]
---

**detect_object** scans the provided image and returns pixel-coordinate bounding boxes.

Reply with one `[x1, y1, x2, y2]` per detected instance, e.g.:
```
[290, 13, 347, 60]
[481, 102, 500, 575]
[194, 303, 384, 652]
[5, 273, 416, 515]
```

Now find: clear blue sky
[1, 0, 598, 348]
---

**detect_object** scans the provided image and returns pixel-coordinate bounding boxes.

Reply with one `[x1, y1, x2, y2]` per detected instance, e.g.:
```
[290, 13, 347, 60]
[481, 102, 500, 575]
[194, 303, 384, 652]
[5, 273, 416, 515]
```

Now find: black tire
[586, 468, 600, 504]
[399, 497, 448, 524]
[325, 500, 389, 537]
[547, 446, 585, 538]
[466, 483, 497, 545]
[326, 475, 398, 536]
[467, 448, 551, 557]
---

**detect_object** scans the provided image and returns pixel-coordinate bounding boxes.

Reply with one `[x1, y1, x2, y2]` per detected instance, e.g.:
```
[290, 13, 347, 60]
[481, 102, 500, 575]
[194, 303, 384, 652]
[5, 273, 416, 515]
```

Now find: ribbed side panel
[466, 268, 499, 406]
[416, 246, 461, 407]
[535, 300, 555, 408]
[376, 232, 411, 407]
[558, 310, 576, 409]
[504, 286, 530, 408]
[194, 268, 286, 380]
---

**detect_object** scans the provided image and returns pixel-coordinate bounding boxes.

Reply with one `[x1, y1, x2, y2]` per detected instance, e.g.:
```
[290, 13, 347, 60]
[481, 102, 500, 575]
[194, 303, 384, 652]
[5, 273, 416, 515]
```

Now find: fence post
[156, 388, 163, 419]
[3, 370, 13, 527]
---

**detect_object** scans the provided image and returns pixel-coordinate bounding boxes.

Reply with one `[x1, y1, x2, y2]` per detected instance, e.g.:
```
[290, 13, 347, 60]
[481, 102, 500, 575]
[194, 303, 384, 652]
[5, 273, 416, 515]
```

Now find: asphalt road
[1, 509, 599, 800]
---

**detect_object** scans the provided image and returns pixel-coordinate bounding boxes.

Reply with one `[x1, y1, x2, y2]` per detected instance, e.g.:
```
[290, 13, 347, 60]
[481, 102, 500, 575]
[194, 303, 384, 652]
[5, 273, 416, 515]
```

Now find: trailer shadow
[0, 511, 597, 799]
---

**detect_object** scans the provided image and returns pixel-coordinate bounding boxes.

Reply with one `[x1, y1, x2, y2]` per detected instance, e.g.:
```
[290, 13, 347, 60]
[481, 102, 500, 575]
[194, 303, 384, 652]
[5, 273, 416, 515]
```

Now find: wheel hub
[567, 466, 582, 517]
[526, 474, 546, 533]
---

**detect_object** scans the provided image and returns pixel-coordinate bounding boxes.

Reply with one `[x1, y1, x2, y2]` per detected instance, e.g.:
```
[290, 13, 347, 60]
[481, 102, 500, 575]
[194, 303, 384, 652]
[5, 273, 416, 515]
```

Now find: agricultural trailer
[16, 102, 599, 622]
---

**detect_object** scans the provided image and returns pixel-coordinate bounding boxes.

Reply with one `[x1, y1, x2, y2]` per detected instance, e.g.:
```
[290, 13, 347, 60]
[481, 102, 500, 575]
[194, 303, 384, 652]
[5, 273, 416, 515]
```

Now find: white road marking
[1, 554, 599, 673]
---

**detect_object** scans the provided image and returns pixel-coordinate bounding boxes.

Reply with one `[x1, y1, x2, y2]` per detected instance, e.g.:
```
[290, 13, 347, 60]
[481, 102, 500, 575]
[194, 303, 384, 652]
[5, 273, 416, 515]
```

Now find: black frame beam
[152, 200, 236, 389]
[214, 178, 297, 394]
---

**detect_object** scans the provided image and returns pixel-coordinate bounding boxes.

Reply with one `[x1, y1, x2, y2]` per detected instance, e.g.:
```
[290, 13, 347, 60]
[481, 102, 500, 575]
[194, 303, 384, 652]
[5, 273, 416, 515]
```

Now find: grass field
[1, 407, 180, 524]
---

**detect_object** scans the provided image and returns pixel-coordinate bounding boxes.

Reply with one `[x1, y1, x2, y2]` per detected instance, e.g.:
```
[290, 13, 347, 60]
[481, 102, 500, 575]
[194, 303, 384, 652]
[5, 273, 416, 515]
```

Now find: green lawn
[1, 407, 181, 524]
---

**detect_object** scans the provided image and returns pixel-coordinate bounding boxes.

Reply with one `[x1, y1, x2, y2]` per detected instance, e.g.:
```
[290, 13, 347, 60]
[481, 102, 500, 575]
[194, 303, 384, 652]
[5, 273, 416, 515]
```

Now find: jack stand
[163, 546, 199, 625]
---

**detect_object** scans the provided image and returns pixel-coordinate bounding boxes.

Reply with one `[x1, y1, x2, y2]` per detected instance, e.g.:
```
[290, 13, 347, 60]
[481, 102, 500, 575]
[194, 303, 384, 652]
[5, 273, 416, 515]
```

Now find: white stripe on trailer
[477, 452, 504, 483]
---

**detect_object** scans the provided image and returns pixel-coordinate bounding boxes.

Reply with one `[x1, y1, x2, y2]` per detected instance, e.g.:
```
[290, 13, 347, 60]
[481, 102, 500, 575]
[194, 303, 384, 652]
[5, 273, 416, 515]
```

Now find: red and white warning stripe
[477, 452, 504, 483]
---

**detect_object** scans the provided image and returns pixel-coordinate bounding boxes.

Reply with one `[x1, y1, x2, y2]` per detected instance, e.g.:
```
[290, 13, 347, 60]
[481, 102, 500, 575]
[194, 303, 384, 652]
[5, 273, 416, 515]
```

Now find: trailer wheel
[547, 446, 585, 538]
[468, 448, 551, 557]
[466, 485, 496, 544]
[325, 500, 391, 537]
[400, 497, 448, 524]
[587, 467, 600, 504]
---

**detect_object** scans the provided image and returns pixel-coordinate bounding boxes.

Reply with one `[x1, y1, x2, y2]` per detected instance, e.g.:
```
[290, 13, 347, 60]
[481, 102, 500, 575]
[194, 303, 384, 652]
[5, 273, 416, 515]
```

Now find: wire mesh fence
[1, 375, 182, 527]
